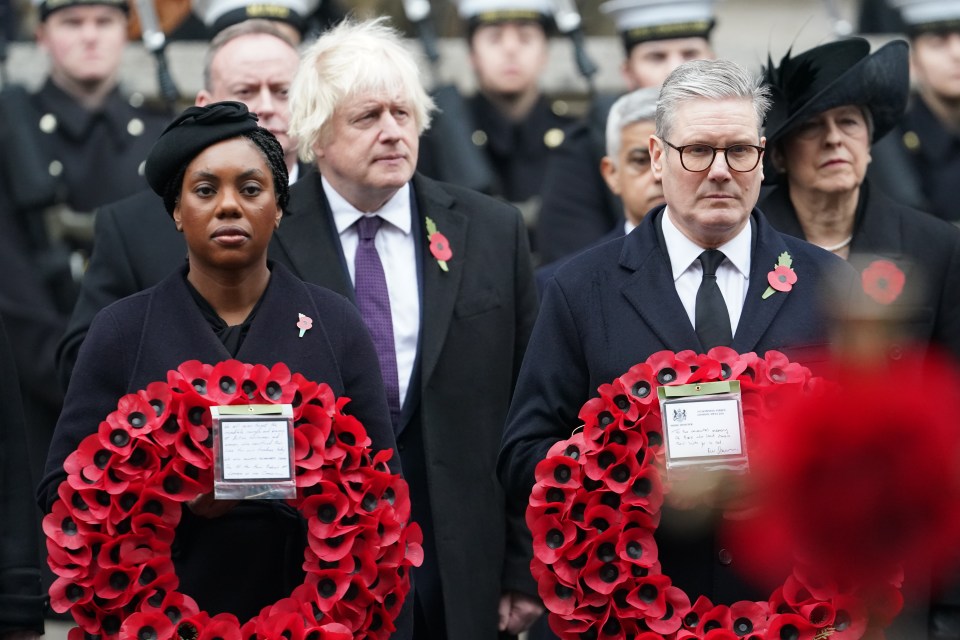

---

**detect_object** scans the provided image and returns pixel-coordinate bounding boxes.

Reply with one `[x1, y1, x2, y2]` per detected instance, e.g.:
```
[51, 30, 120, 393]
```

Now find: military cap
[889, 0, 960, 36]
[33, 0, 128, 21]
[455, 0, 554, 34]
[192, 0, 320, 36]
[600, 0, 717, 53]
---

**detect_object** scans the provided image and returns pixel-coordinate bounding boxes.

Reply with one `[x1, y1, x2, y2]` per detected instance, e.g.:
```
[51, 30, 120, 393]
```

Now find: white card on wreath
[211, 404, 296, 499]
[658, 381, 748, 472]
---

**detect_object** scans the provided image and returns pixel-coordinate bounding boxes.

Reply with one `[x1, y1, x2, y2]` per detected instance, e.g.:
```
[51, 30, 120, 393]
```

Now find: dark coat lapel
[273, 172, 353, 298]
[618, 208, 701, 351]
[732, 213, 791, 353]
[413, 174, 468, 393]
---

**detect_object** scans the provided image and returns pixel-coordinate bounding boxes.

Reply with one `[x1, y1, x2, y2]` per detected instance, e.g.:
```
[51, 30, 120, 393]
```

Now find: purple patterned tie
[354, 215, 401, 427]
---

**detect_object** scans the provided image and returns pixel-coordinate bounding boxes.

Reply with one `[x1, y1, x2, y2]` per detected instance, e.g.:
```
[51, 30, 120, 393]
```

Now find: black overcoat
[39, 263, 399, 626]
[499, 206, 855, 604]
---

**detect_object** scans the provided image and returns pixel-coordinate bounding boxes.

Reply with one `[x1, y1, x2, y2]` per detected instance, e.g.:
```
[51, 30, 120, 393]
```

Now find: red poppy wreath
[528, 348, 904, 640]
[44, 360, 423, 640]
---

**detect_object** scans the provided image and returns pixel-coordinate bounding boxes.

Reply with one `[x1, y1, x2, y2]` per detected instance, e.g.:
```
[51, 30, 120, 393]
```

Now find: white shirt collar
[287, 162, 299, 185]
[325, 176, 412, 236]
[661, 207, 752, 281]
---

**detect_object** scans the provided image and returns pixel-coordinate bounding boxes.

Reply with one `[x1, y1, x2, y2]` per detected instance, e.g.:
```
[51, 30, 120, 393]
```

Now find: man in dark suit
[535, 86, 663, 294]
[57, 18, 304, 388]
[283, 18, 541, 639]
[500, 59, 854, 607]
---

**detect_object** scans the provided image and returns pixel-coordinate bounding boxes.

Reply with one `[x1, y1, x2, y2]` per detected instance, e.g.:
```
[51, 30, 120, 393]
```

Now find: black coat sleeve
[56, 203, 140, 390]
[0, 313, 46, 634]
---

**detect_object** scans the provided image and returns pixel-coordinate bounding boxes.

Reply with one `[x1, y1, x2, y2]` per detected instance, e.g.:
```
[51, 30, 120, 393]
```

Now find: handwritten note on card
[220, 419, 292, 480]
[664, 398, 742, 460]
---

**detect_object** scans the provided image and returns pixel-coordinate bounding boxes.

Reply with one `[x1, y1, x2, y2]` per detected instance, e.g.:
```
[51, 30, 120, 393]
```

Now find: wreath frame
[44, 360, 423, 640]
[528, 348, 903, 640]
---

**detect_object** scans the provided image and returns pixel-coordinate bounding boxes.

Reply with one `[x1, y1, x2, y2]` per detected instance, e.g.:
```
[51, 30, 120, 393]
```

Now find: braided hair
[162, 128, 290, 216]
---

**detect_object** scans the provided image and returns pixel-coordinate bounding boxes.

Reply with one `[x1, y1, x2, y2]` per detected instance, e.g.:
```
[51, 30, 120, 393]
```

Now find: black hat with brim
[145, 101, 260, 206]
[763, 38, 910, 149]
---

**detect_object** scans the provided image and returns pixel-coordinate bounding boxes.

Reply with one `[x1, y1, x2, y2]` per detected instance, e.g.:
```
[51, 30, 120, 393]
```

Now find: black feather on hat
[762, 37, 910, 148]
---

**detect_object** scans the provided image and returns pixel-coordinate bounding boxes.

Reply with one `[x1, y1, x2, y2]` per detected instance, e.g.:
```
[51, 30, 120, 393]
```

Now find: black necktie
[695, 249, 733, 350]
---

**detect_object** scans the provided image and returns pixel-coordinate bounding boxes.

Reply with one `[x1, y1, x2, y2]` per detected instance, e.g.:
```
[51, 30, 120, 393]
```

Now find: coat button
[397, 442, 406, 452]
[888, 344, 903, 360]
[718, 548, 733, 566]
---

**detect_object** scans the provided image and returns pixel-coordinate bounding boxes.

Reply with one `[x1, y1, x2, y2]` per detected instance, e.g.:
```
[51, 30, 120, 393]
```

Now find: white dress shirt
[324, 177, 420, 407]
[661, 208, 752, 336]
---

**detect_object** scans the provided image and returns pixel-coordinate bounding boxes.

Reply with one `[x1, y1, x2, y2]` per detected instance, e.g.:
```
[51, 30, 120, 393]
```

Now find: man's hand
[186, 492, 239, 518]
[498, 591, 545, 635]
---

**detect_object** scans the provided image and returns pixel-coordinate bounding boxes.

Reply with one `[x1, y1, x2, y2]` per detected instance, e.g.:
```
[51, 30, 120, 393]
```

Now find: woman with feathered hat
[758, 37, 960, 363]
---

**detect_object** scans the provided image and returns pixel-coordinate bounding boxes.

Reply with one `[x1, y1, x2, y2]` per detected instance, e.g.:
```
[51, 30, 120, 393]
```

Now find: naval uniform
[869, 95, 960, 223]
[418, 91, 573, 253]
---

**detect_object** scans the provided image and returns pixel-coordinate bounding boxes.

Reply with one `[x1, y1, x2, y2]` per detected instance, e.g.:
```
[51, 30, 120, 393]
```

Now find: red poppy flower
[531, 514, 578, 565]
[118, 611, 175, 640]
[616, 525, 657, 570]
[43, 501, 93, 551]
[206, 360, 249, 405]
[198, 614, 242, 640]
[618, 363, 658, 407]
[537, 568, 579, 616]
[46, 540, 94, 579]
[579, 396, 624, 442]
[861, 259, 905, 305]
[646, 350, 693, 385]
[428, 232, 452, 262]
[681, 595, 716, 631]
[768, 264, 798, 292]
[625, 573, 671, 618]
[766, 613, 818, 640]
[49, 577, 93, 614]
[729, 601, 769, 636]
[598, 380, 643, 423]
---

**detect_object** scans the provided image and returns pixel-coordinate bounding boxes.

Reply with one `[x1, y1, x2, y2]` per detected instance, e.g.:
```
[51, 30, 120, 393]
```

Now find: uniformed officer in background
[191, 0, 344, 42]
[869, 0, 960, 223]
[417, 0, 575, 255]
[536, 0, 716, 265]
[0, 0, 171, 312]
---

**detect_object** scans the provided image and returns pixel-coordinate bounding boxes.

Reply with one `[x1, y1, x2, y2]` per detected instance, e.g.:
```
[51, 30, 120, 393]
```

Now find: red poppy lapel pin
[762, 251, 797, 299]
[861, 259, 905, 305]
[425, 216, 452, 272]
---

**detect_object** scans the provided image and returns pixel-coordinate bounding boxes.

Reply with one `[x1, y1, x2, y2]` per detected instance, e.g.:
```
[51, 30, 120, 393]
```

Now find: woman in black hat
[37, 102, 400, 624]
[758, 37, 960, 362]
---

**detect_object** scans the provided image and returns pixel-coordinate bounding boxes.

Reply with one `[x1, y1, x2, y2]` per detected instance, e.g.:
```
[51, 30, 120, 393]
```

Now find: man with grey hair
[500, 58, 853, 611]
[535, 87, 663, 293]
[282, 17, 541, 640]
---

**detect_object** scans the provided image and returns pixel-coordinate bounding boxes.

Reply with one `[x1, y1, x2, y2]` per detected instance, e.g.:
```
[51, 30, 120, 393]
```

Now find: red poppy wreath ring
[44, 360, 423, 640]
[528, 348, 903, 639]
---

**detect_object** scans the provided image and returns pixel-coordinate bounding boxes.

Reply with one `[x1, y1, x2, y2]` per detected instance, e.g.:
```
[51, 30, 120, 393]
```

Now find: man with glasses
[499, 59, 854, 606]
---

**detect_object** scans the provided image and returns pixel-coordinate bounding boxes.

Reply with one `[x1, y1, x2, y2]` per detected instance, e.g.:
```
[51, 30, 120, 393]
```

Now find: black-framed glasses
[662, 140, 765, 173]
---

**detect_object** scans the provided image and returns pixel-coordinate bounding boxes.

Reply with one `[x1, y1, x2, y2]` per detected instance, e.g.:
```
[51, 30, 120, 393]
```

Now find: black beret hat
[145, 101, 260, 200]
